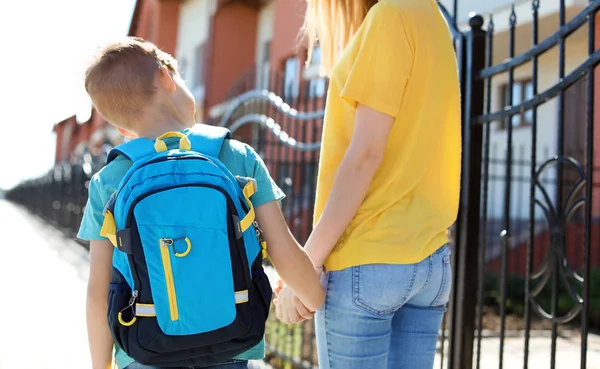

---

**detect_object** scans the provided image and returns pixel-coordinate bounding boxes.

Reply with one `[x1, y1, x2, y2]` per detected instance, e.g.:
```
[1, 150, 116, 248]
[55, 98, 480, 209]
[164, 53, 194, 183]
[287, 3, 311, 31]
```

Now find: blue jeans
[124, 360, 248, 369]
[315, 245, 452, 369]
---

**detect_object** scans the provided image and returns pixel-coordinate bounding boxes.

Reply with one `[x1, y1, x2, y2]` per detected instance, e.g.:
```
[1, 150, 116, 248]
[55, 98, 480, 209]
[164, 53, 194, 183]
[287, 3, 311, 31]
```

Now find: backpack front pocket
[133, 185, 246, 336]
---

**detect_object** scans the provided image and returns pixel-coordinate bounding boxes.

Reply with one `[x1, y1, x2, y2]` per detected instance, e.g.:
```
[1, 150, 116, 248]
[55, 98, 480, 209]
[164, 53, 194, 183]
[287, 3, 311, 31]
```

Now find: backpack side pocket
[107, 282, 134, 353]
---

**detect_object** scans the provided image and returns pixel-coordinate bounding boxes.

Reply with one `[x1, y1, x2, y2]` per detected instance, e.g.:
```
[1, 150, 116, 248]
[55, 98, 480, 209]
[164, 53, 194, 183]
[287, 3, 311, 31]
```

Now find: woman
[274, 0, 461, 368]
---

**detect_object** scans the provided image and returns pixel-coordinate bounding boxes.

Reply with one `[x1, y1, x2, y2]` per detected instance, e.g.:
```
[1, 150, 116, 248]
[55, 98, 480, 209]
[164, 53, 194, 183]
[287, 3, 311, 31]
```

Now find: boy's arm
[87, 240, 115, 369]
[227, 141, 324, 311]
[255, 202, 325, 312]
[78, 171, 127, 369]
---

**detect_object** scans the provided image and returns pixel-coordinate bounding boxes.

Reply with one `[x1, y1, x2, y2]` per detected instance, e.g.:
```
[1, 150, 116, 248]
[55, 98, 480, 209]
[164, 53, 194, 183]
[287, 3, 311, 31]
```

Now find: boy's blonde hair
[85, 37, 178, 127]
[302, 0, 377, 75]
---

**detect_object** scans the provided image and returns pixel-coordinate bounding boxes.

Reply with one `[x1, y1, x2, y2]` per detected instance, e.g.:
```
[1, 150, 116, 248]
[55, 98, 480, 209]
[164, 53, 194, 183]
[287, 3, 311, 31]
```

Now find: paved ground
[0, 199, 599, 369]
[0, 201, 271, 369]
[436, 333, 600, 369]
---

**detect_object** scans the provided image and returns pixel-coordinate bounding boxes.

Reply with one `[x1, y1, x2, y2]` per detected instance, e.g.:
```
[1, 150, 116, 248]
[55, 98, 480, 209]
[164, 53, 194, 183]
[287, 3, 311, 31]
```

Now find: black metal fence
[5, 162, 101, 244]
[456, 1, 600, 369]
[6, 1, 600, 369]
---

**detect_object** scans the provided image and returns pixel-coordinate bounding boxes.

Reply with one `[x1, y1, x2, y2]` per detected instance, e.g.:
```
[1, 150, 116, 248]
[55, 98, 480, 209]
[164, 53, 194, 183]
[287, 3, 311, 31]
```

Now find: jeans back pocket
[431, 247, 452, 308]
[352, 264, 418, 316]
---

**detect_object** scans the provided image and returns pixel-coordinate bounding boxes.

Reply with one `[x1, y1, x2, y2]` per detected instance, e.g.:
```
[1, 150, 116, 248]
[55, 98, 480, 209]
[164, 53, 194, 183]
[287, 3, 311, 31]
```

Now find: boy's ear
[157, 67, 177, 93]
[117, 128, 137, 138]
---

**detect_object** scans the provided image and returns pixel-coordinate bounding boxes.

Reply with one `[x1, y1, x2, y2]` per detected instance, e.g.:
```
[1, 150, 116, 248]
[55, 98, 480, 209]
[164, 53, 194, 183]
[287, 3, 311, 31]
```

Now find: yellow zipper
[160, 238, 179, 321]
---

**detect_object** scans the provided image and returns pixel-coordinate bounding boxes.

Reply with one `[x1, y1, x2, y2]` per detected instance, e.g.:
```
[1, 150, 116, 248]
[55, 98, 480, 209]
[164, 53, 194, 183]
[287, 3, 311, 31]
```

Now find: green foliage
[482, 268, 600, 328]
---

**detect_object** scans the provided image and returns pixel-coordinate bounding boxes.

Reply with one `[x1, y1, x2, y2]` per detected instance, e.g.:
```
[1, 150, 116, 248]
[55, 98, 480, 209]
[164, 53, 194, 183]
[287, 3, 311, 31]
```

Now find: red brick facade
[271, 0, 306, 68]
[129, 0, 180, 56]
[205, 2, 259, 115]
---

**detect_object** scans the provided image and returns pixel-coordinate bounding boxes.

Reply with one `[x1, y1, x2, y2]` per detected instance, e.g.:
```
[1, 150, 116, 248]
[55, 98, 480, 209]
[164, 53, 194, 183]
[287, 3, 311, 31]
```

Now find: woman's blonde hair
[302, 0, 378, 75]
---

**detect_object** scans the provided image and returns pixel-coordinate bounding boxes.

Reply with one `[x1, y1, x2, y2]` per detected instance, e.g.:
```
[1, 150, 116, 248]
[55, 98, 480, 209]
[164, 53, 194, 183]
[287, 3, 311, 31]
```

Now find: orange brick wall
[205, 3, 258, 112]
[271, 0, 307, 68]
[155, 0, 180, 56]
[131, 0, 179, 55]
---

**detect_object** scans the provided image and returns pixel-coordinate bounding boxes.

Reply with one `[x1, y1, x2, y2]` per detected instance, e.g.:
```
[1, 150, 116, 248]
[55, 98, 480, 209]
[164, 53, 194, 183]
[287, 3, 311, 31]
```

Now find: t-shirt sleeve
[340, 4, 413, 118]
[77, 174, 109, 241]
[245, 146, 285, 208]
[77, 158, 130, 241]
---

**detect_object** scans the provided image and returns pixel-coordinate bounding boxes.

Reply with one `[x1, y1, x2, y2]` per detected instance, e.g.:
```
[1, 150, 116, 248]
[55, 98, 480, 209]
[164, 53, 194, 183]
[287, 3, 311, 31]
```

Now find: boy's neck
[135, 120, 193, 139]
[133, 105, 195, 139]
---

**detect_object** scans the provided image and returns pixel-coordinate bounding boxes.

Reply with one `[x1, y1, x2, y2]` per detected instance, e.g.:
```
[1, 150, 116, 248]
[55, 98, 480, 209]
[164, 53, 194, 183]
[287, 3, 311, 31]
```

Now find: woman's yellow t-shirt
[314, 0, 462, 271]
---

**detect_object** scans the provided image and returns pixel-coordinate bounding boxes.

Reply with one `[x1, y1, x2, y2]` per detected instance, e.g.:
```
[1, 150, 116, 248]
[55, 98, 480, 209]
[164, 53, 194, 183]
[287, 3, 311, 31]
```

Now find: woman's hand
[274, 280, 315, 324]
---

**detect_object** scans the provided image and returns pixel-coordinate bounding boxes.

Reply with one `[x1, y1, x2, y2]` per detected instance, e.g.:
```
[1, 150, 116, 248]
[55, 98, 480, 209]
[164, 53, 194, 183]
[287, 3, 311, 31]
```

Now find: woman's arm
[305, 104, 394, 267]
[86, 240, 115, 369]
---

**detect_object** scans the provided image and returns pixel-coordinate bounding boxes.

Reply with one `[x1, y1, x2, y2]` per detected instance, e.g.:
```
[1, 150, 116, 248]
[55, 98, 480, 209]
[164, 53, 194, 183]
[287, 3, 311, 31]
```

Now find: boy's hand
[274, 279, 285, 296]
[274, 283, 314, 324]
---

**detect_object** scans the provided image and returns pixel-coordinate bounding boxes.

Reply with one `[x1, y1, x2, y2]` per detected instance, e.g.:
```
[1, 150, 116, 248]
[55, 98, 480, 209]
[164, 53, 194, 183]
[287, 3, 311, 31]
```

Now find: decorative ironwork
[226, 113, 321, 151]
[509, 4, 517, 27]
[437, 1, 462, 40]
[216, 89, 323, 151]
[478, 1, 600, 79]
[530, 157, 586, 324]
[470, 1, 598, 369]
[218, 89, 324, 128]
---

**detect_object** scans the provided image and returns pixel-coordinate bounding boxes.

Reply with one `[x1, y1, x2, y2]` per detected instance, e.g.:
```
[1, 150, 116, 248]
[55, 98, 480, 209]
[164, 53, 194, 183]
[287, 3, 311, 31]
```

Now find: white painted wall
[255, 2, 275, 89]
[439, 0, 512, 24]
[484, 35, 588, 221]
[439, 0, 582, 25]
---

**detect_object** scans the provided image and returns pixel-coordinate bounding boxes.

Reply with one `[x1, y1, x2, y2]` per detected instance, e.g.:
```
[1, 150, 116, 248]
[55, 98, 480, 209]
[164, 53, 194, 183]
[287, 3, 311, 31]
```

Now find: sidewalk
[0, 200, 91, 368]
[0, 200, 271, 369]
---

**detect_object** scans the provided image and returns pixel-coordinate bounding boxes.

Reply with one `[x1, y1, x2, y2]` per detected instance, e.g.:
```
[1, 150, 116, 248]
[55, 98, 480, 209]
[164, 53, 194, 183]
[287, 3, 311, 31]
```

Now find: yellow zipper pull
[254, 221, 268, 259]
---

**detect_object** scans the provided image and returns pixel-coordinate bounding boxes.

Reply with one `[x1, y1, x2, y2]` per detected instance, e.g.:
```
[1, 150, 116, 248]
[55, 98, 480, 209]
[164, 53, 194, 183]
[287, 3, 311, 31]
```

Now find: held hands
[273, 280, 315, 324]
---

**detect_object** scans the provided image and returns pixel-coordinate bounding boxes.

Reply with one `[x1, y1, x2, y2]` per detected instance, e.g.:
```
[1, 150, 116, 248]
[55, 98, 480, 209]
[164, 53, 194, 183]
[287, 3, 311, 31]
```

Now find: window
[190, 43, 206, 122]
[192, 42, 206, 117]
[193, 42, 206, 89]
[258, 41, 271, 89]
[304, 45, 326, 98]
[562, 78, 587, 220]
[563, 78, 587, 165]
[310, 44, 322, 66]
[179, 58, 188, 80]
[500, 79, 534, 129]
[309, 78, 327, 98]
[284, 56, 300, 99]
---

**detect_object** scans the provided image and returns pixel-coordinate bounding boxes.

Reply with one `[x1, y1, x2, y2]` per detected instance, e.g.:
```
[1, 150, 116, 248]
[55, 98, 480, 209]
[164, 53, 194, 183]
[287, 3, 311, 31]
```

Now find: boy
[78, 37, 324, 369]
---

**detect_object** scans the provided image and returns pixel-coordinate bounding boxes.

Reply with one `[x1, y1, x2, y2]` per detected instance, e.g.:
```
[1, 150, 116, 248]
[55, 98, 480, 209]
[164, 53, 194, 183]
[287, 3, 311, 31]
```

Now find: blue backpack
[99, 124, 272, 367]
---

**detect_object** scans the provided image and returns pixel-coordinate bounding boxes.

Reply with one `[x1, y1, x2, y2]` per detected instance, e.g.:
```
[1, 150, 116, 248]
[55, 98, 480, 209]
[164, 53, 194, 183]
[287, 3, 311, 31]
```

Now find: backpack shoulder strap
[107, 138, 156, 164]
[186, 124, 231, 158]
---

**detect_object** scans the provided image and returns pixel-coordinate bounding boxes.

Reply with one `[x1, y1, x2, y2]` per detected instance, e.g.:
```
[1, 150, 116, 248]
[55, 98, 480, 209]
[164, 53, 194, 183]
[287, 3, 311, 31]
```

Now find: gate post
[447, 14, 486, 369]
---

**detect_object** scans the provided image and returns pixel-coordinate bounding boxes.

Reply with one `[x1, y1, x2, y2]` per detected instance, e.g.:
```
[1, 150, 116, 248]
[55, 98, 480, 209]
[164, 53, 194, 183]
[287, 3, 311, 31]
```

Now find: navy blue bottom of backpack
[107, 215, 272, 367]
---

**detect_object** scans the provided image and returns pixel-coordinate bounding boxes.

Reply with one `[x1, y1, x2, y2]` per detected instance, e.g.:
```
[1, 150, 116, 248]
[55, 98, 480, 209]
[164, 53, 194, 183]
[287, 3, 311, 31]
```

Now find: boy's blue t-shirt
[78, 138, 284, 369]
